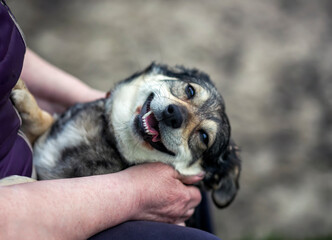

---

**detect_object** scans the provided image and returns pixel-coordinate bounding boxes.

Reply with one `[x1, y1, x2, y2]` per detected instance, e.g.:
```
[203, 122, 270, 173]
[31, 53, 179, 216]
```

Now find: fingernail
[197, 171, 205, 179]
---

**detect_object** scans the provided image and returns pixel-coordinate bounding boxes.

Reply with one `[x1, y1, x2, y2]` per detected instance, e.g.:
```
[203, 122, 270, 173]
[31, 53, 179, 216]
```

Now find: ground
[8, 0, 332, 239]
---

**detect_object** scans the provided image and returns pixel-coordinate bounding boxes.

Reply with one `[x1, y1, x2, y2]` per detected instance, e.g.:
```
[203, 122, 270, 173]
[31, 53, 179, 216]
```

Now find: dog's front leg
[11, 79, 54, 144]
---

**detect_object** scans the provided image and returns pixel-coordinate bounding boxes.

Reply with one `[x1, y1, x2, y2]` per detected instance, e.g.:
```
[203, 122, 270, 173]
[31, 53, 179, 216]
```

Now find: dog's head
[110, 63, 241, 208]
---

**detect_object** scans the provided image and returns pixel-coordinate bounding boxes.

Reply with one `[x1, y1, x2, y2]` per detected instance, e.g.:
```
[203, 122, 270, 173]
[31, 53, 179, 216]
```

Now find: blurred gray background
[8, 0, 332, 239]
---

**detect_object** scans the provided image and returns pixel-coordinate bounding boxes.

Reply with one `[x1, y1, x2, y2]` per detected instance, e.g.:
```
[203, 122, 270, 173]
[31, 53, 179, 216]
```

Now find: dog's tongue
[145, 112, 161, 142]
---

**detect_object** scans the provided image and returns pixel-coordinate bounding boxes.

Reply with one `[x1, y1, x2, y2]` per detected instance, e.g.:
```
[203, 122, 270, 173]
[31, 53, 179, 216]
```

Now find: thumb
[178, 172, 205, 185]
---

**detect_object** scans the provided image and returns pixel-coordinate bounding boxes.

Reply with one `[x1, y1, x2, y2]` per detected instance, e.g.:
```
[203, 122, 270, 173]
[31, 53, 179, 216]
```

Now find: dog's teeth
[142, 110, 154, 135]
[142, 117, 152, 135]
[143, 110, 152, 119]
[144, 125, 153, 135]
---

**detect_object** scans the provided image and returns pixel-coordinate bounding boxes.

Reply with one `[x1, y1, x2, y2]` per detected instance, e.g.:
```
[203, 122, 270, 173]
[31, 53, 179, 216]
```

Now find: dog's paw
[10, 79, 54, 144]
[11, 82, 43, 128]
[11, 79, 36, 113]
[11, 88, 33, 115]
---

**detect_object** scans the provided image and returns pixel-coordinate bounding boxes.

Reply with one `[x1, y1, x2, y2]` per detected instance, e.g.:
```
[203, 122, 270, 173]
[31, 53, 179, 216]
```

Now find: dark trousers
[89, 192, 220, 240]
[89, 221, 221, 240]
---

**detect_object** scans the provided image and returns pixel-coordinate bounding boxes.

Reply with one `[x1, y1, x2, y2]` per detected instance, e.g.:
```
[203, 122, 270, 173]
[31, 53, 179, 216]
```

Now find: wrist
[117, 169, 144, 221]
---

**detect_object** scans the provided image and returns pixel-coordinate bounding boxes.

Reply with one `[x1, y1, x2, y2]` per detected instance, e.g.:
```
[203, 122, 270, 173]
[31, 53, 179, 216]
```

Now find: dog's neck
[101, 98, 130, 167]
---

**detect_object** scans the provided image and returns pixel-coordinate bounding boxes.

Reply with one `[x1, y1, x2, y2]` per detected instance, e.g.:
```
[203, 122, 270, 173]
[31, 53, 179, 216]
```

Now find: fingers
[177, 222, 186, 227]
[186, 185, 202, 209]
[179, 171, 205, 185]
[184, 208, 195, 219]
[127, 163, 203, 224]
[175, 208, 195, 225]
[144, 162, 205, 186]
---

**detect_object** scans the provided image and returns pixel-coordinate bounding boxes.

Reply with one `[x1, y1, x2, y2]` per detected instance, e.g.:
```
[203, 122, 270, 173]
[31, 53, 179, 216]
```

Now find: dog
[11, 63, 241, 208]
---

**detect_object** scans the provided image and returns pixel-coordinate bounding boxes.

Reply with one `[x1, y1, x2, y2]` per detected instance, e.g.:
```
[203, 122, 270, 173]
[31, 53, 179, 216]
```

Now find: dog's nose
[162, 104, 183, 129]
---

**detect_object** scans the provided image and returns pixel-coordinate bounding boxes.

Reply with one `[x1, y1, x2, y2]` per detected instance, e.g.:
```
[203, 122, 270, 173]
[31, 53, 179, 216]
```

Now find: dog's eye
[199, 130, 209, 146]
[185, 84, 195, 99]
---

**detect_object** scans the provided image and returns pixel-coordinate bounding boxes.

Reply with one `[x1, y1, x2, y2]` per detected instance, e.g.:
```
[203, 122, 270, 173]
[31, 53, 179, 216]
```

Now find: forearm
[0, 163, 202, 239]
[0, 173, 138, 239]
[20, 49, 104, 108]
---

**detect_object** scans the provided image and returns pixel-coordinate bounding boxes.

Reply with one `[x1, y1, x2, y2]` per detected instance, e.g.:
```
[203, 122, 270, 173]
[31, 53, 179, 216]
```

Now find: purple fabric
[0, 1, 31, 178]
[89, 221, 221, 240]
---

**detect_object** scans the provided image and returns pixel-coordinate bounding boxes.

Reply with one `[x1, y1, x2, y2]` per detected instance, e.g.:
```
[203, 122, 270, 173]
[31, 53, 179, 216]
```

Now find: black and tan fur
[12, 63, 241, 208]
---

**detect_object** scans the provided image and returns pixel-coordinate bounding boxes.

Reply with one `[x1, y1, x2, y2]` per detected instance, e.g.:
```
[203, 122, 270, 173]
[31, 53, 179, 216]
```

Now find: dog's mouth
[135, 93, 175, 156]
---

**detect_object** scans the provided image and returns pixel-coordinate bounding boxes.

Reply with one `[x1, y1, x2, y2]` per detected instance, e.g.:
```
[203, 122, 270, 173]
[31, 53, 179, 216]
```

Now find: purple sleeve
[0, 1, 32, 178]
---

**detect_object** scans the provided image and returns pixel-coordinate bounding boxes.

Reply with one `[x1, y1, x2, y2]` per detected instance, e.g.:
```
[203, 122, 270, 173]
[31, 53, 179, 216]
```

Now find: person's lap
[89, 221, 221, 240]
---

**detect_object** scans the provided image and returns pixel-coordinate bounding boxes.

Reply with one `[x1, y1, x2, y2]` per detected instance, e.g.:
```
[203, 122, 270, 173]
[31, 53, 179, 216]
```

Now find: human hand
[34, 87, 105, 114]
[34, 97, 68, 114]
[21, 49, 105, 115]
[123, 163, 203, 225]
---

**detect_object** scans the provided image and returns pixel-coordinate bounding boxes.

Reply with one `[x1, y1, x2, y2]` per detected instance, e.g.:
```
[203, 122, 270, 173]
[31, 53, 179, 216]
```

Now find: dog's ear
[212, 140, 241, 208]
